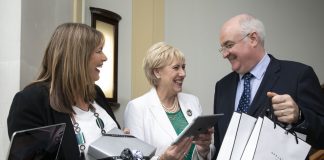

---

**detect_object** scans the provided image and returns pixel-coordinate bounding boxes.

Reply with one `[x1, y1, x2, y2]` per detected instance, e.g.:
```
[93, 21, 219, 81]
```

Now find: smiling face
[220, 31, 254, 74]
[154, 58, 186, 96]
[219, 14, 264, 75]
[89, 42, 107, 82]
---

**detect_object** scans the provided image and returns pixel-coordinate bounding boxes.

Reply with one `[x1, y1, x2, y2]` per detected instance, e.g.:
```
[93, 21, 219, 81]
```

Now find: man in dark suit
[213, 13, 324, 158]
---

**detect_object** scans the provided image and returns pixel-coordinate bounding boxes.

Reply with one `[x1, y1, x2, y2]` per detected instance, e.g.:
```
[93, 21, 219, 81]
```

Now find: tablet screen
[7, 123, 66, 160]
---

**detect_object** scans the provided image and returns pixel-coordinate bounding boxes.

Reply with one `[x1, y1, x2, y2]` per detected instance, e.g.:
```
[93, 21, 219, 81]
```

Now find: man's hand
[267, 92, 300, 124]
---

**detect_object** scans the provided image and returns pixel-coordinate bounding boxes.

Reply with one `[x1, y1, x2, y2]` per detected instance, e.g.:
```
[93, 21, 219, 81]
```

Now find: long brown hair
[33, 23, 104, 113]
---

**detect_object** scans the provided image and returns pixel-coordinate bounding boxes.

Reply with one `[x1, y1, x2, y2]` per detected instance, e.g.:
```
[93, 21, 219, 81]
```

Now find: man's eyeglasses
[218, 33, 251, 54]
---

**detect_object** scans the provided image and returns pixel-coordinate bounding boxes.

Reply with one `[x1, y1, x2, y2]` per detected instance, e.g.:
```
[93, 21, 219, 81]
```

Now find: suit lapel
[221, 73, 238, 116]
[228, 75, 238, 114]
[249, 55, 281, 116]
[148, 89, 178, 139]
[178, 94, 196, 123]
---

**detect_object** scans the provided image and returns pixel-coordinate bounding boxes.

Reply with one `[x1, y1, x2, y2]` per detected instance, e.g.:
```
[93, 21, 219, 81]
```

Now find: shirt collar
[240, 53, 270, 80]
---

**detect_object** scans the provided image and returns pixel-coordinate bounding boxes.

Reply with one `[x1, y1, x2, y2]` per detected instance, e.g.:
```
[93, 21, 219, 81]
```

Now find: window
[90, 7, 121, 107]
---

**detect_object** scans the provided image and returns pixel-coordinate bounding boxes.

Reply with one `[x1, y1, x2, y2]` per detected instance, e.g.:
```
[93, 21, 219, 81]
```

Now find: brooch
[186, 109, 192, 116]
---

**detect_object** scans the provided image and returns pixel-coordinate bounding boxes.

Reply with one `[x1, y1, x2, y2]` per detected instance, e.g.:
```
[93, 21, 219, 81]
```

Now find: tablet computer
[173, 114, 224, 144]
[6, 123, 66, 160]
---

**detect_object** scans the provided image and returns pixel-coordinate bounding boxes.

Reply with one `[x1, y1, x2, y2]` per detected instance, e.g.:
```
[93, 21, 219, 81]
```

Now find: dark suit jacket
[213, 54, 324, 156]
[7, 82, 120, 160]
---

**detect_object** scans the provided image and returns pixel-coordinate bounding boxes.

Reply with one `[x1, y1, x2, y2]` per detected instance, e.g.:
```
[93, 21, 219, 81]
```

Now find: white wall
[1, 1, 323, 159]
[84, 0, 132, 128]
[165, 0, 324, 115]
[0, 0, 72, 159]
[20, 0, 73, 88]
[0, 0, 21, 159]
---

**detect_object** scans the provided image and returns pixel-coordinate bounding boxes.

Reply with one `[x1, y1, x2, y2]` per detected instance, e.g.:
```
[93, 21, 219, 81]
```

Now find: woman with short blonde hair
[125, 42, 215, 160]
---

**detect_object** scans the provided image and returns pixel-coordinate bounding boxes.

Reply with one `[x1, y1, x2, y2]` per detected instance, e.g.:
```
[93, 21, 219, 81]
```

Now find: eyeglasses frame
[218, 33, 252, 54]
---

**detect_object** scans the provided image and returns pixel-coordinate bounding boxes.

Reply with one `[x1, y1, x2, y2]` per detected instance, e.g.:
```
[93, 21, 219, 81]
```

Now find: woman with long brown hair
[7, 23, 119, 160]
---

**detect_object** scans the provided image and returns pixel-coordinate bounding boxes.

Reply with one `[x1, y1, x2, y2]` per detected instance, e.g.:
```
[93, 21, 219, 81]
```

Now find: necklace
[161, 96, 179, 113]
[70, 103, 106, 158]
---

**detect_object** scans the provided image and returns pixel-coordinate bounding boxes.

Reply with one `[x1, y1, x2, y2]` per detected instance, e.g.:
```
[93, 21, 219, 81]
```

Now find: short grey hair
[239, 14, 266, 47]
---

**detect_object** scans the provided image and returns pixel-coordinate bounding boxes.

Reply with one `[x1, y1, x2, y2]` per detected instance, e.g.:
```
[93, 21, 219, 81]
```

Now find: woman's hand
[193, 127, 214, 158]
[123, 128, 130, 134]
[159, 137, 193, 160]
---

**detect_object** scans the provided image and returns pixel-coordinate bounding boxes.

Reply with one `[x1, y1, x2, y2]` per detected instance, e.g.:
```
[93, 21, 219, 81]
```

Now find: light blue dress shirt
[235, 53, 271, 111]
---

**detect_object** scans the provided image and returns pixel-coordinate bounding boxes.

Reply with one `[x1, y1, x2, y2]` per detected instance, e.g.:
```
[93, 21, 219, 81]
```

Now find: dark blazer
[7, 82, 120, 160]
[213, 54, 324, 156]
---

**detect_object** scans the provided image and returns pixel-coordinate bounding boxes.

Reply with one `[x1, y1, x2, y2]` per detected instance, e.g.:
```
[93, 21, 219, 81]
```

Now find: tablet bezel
[173, 113, 224, 144]
[6, 123, 66, 160]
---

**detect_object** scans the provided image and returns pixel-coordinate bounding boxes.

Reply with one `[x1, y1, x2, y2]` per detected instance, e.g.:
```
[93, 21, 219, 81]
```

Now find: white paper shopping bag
[240, 117, 263, 160]
[216, 112, 241, 160]
[230, 113, 257, 160]
[253, 116, 311, 160]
